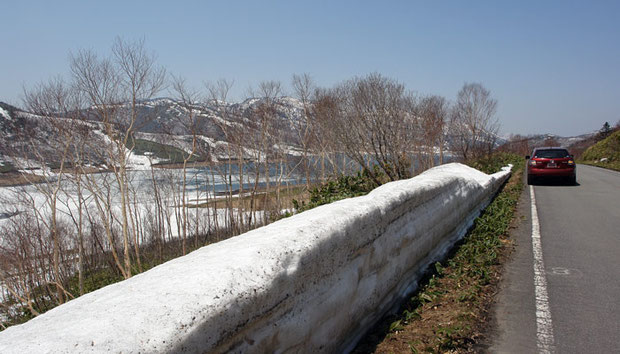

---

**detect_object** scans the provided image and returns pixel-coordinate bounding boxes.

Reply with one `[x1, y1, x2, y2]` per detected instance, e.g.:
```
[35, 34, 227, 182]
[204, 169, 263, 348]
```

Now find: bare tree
[254, 81, 282, 218]
[13, 77, 87, 304]
[291, 73, 316, 189]
[71, 38, 165, 278]
[542, 136, 560, 147]
[310, 88, 342, 181]
[418, 95, 449, 169]
[449, 83, 499, 161]
[313, 73, 417, 184]
[70, 48, 128, 278]
[206, 79, 246, 233]
[170, 75, 203, 254]
[113, 37, 166, 273]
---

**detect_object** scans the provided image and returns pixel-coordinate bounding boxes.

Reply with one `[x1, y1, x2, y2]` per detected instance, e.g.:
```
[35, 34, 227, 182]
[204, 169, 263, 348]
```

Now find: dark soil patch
[0, 172, 47, 187]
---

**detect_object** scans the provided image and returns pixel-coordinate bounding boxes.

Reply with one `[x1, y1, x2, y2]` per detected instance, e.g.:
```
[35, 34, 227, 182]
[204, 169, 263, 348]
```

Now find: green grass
[580, 129, 620, 163]
[66, 268, 124, 296]
[578, 129, 620, 172]
[292, 168, 381, 213]
[578, 160, 620, 172]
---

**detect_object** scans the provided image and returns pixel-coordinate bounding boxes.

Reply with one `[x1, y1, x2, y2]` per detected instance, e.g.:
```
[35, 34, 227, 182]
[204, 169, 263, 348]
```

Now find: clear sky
[2, 0, 619, 136]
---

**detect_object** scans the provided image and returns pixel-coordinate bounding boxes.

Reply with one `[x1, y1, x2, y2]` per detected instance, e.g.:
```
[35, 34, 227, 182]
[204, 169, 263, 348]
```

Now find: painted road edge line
[530, 185, 555, 353]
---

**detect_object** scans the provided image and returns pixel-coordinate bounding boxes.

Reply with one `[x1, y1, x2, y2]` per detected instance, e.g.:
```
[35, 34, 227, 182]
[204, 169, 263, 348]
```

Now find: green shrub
[292, 168, 382, 213]
[581, 129, 620, 162]
[467, 152, 522, 174]
[66, 268, 124, 295]
[0, 161, 16, 173]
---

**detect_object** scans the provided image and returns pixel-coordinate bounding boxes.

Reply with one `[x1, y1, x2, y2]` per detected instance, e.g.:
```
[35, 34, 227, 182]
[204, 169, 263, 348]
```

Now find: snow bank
[0, 163, 511, 353]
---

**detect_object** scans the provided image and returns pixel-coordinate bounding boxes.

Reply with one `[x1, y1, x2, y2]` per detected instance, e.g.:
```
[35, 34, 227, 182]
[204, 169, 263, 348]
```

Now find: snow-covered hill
[1, 97, 597, 171]
[0, 97, 308, 170]
[118, 96, 306, 136]
[0, 102, 107, 166]
[519, 133, 596, 149]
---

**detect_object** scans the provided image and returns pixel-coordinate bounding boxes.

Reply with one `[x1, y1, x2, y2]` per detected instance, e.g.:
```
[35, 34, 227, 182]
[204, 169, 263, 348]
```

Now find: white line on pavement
[530, 185, 555, 353]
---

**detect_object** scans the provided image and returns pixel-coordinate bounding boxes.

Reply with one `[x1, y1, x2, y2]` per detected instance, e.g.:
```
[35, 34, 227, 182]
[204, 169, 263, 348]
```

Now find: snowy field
[0, 165, 300, 241]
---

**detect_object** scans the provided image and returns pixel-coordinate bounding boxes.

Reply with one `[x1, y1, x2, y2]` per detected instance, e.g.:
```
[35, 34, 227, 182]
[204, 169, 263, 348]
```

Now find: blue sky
[2, 0, 619, 136]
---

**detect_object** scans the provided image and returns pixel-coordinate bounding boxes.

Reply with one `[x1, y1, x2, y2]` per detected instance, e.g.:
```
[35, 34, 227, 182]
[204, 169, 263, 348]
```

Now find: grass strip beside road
[355, 158, 524, 353]
[577, 160, 620, 172]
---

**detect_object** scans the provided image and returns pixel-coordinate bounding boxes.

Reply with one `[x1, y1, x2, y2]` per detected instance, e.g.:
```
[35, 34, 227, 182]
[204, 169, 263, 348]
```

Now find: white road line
[530, 185, 556, 353]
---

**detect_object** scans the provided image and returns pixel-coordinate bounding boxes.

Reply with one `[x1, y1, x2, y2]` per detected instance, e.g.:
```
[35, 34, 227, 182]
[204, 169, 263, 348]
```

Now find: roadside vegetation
[578, 127, 620, 171]
[292, 168, 383, 213]
[354, 153, 524, 353]
[467, 152, 521, 174]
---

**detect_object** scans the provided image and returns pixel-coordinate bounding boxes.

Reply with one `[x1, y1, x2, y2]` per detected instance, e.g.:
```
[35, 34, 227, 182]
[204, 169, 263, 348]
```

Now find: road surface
[487, 164, 620, 353]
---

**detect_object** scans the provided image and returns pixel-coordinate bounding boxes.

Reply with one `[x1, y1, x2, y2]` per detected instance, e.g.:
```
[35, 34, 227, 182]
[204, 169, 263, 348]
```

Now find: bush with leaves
[292, 167, 383, 213]
[467, 152, 522, 174]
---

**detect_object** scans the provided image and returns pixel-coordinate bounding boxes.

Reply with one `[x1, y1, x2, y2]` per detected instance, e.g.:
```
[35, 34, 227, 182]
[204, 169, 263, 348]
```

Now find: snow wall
[0, 163, 511, 353]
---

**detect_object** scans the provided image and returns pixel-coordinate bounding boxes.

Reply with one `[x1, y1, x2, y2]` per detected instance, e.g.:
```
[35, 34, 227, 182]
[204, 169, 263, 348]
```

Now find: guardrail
[0, 163, 511, 353]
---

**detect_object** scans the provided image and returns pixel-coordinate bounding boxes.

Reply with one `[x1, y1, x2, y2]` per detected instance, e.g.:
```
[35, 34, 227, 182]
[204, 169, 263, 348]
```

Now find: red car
[526, 147, 576, 185]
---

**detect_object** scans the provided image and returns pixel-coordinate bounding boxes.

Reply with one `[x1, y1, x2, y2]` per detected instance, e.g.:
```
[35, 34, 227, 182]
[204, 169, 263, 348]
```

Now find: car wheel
[570, 175, 577, 185]
[527, 175, 535, 185]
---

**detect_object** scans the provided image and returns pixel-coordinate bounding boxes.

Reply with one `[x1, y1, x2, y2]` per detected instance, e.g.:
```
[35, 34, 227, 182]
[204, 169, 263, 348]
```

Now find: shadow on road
[529, 178, 580, 187]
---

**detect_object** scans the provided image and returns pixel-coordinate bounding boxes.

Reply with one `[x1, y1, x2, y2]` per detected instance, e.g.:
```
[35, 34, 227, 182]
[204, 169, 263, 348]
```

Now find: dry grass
[0, 167, 105, 187]
[189, 184, 310, 211]
[0, 172, 47, 187]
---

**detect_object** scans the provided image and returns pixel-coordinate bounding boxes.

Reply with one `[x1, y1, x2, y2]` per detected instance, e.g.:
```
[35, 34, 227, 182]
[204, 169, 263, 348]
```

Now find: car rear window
[533, 149, 570, 158]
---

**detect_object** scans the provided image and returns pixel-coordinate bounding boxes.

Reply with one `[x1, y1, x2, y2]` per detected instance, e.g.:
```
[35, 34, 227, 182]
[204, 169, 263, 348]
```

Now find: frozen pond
[0, 164, 303, 240]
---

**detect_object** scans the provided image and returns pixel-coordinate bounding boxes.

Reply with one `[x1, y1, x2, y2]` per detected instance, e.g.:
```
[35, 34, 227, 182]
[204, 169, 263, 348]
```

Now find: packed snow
[0, 163, 511, 353]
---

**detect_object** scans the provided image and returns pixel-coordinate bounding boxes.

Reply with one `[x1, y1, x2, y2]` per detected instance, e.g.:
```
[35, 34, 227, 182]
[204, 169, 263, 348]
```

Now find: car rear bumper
[528, 167, 575, 177]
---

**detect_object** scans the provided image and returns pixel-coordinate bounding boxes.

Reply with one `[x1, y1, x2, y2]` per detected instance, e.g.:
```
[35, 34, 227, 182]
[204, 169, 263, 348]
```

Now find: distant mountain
[0, 101, 110, 169]
[525, 133, 596, 149]
[0, 97, 309, 169]
[4, 96, 599, 171]
[0, 102, 19, 133]
[124, 96, 306, 137]
[497, 131, 598, 157]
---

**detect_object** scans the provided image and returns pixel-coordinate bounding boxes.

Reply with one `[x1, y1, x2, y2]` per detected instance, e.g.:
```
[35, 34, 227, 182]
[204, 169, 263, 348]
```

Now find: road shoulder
[484, 174, 538, 353]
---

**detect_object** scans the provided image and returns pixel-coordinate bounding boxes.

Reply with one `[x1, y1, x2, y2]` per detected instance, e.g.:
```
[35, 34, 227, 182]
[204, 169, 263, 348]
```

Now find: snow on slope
[0, 107, 10, 121]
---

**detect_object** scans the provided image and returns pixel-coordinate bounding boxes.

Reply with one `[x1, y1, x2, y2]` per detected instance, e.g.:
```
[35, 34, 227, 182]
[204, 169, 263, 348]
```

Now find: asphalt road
[487, 164, 620, 353]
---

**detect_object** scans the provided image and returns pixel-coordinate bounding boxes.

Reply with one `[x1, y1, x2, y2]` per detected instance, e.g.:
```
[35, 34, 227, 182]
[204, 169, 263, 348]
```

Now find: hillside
[580, 129, 620, 170]
[498, 132, 595, 157]
[0, 97, 308, 172]
[522, 133, 596, 151]
[0, 102, 109, 171]
[3, 97, 600, 174]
